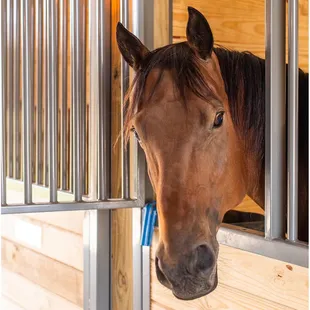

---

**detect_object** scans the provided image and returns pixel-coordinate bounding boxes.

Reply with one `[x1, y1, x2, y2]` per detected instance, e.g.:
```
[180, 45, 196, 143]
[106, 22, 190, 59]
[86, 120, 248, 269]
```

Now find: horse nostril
[194, 244, 215, 272]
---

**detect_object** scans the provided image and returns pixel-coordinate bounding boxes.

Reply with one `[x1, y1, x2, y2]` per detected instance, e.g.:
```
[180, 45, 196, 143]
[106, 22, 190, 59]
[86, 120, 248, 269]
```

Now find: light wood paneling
[173, 0, 308, 71]
[151, 230, 308, 310]
[1, 295, 25, 310]
[2, 268, 82, 310]
[1, 215, 83, 271]
[1, 239, 83, 308]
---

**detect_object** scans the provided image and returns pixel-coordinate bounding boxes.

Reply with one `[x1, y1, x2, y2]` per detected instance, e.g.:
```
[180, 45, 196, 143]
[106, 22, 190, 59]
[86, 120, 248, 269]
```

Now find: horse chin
[155, 257, 218, 301]
[172, 271, 218, 301]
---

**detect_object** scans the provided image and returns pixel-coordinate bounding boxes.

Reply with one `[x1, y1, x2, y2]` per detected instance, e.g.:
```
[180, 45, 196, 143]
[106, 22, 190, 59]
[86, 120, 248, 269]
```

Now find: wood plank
[2, 268, 82, 310]
[1, 238, 83, 307]
[234, 196, 264, 215]
[151, 300, 175, 310]
[1, 295, 25, 310]
[151, 232, 308, 309]
[1, 215, 83, 271]
[173, 0, 308, 72]
[154, 0, 171, 49]
[151, 265, 294, 310]
[24, 211, 84, 235]
[110, 0, 134, 309]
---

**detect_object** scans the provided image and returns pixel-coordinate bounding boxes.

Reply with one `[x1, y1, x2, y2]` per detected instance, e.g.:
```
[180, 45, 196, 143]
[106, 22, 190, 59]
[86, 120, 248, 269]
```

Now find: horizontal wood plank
[151, 267, 294, 310]
[2, 268, 82, 310]
[1, 239, 83, 307]
[1, 215, 83, 271]
[1, 295, 25, 310]
[24, 211, 84, 235]
[173, 0, 308, 71]
[151, 231, 308, 309]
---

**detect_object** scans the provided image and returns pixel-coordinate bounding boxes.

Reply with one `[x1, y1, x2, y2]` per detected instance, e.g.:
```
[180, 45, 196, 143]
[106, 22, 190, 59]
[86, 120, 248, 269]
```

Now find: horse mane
[213, 47, 266, 163]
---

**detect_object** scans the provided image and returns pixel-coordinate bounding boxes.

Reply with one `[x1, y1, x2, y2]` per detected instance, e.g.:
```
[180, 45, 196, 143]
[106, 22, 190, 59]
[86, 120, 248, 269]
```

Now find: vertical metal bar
[168, 0, 173, 45]
[80, 0, 86, 195]
[287, 0, 299, 242]
[43, 0, 49, 186]
[132, 1, 154, 309]
[22, 0, 34, 204]
[70, 0, 82, 201]
[84, 210, 112, 310]
[13, 0, 21, 179]
[35, 0, 43, 184]
[265, 0, 286, 239]
[120, 0, 130, 199]
[7, 0, 14, 177]
[60, 0, 68, 190]
[1, 0, 7, 205]
[85, 2, 111, 310]
[47, 0, 58, 202]
[98, 0, 111, 200]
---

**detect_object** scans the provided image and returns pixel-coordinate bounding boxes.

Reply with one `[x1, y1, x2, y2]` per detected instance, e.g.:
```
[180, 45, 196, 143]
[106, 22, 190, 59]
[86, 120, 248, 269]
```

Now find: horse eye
[131, 127, 141, 142]
[213, 112, 224, 128]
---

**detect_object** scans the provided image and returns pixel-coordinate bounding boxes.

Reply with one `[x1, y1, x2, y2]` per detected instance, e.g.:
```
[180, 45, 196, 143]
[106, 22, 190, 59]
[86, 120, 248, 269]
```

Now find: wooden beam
[2, 268, 82, 310]
[1, 239, 83, 307]
[173, 0, 308, 71]
[2, 214, 83, 271]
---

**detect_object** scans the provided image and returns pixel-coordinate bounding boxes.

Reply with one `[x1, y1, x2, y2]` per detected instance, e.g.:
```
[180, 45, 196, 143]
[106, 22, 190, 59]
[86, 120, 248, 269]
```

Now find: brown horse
[116, 7, 308, 300]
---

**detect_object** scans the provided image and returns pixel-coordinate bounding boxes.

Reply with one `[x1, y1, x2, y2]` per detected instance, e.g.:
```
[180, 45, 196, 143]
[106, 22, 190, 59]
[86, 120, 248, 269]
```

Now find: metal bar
[85, 1, 112, 309]
[22, 0, 34, 204]
[43, 0, 49, 186]
[217, 225, 308, 268]
[132, 1, 154, 309]
[1, 199, 141, 214]
[168, 0, 173, 45]
[265, 0, 286, 240]
[13, 0, 21, 179]
[287, 0, 299, 242]
[35, 0, 43, 184]
[70, 0, 83, 201]
[60, 0, 68, 190]
[88, 0, 98, 201]
[121, 0, 130, 199]
[47, 0, 58, 202]
[98, 0, 111, 200]
[83, 210, 112, 310]
[80, 0, 86, 195]
[1, 0, 7, 205]
[7, 0, 14, 177]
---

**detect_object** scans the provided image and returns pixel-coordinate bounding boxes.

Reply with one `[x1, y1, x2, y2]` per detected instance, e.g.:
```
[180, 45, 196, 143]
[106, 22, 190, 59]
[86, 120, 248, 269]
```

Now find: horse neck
[214, 48, 266, 208]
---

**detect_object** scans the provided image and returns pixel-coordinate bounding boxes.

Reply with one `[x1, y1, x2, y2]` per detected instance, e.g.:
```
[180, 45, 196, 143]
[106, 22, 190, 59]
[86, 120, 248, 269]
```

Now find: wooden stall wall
[1, 186, 84, 310]
[150, 0, 308, 309]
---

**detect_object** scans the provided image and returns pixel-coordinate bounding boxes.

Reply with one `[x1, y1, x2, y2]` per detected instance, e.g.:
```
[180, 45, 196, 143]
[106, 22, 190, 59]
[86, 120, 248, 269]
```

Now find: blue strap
[140, 201, 157, 246]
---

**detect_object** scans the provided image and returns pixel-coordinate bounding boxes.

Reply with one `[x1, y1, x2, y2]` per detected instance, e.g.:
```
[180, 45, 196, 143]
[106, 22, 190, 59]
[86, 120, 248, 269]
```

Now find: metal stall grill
[0, 0, 154, 310]
[217, 0, 308, 268]
[0, 0, 308, 310]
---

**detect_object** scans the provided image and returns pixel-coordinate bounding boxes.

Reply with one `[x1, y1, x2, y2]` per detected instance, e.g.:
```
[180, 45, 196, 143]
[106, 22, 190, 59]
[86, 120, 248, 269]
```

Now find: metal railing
[1, 0, 147, 214]
[0, 1, 308, 310]
[218, 0, 308, 268]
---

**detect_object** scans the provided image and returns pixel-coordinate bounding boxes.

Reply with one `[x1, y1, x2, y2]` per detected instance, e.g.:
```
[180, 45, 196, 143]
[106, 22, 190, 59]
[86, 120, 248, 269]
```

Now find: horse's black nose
[191, 244, 215, 273]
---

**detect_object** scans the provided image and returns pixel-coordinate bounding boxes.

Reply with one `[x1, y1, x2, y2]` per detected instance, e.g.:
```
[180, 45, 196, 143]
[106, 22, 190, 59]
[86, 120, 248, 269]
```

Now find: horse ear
[186, 7, 214, 59]
[116, 22, 150, 71]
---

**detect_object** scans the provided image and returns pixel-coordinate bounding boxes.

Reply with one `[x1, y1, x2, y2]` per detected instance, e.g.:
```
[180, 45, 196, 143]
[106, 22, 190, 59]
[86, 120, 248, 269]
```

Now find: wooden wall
[1, 186, 84, 310]
[173, 0, 308, 71]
